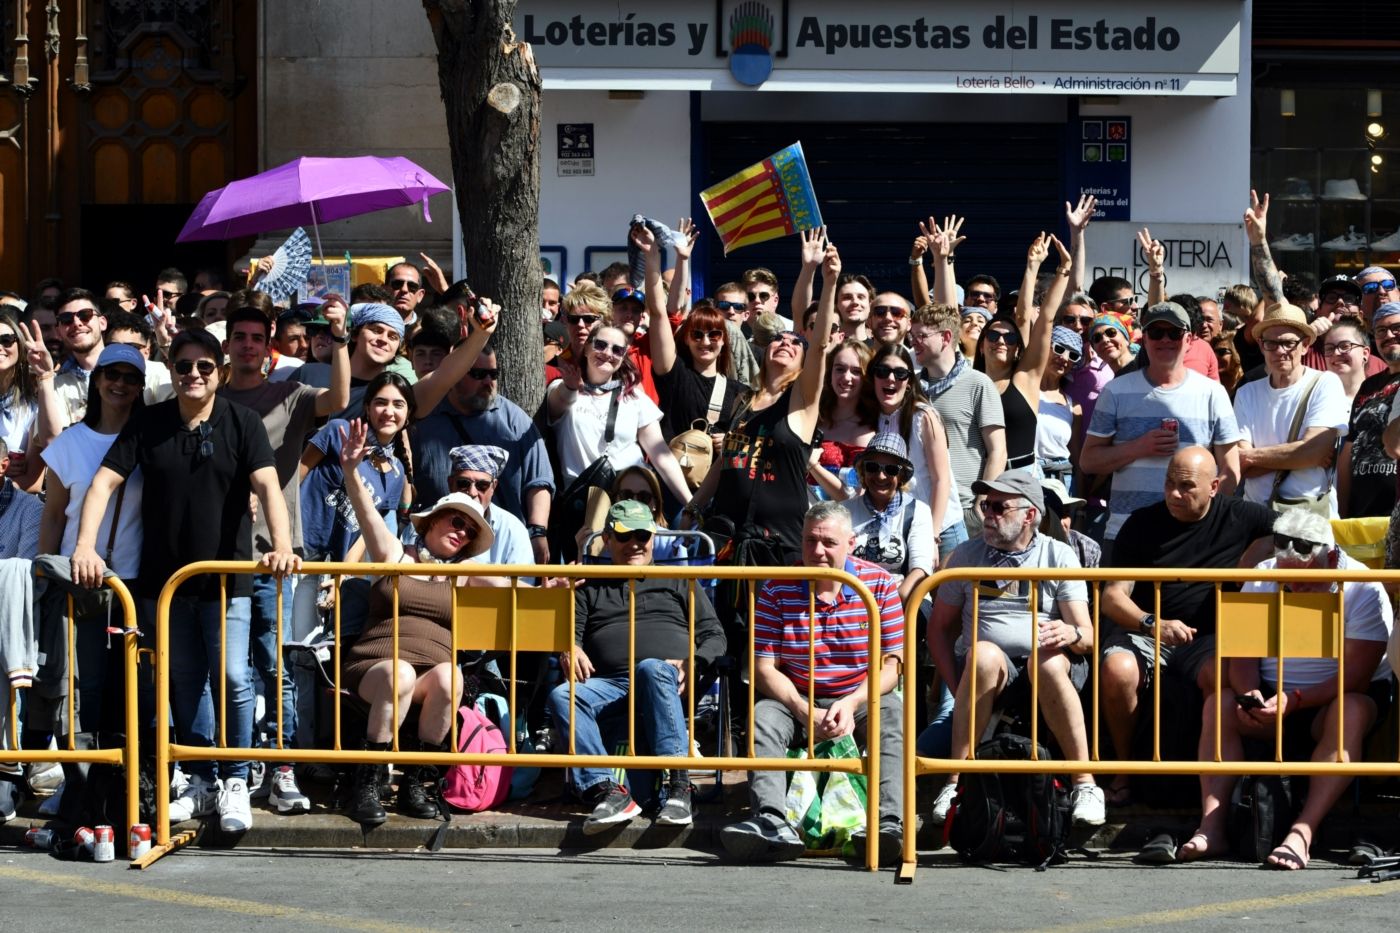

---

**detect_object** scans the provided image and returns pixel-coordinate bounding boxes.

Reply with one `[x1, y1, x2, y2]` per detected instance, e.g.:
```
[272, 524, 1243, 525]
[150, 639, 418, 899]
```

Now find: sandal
[1349, 841, 1388, 866]
[1134, 832, 1178, 865]
[1105, 781, 1133, 808]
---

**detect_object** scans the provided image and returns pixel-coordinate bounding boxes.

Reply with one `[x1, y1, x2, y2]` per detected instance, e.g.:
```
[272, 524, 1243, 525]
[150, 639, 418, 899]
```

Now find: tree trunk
[423, 0, 544, 415]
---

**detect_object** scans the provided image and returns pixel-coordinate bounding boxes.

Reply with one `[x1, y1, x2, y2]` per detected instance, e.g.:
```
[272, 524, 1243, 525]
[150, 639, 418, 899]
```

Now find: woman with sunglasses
[810, 338, 877, 500]
[300, 372, 417, 562]
[681, 240, 842, 563]
[1037, 325, 1085, 493]
[0, 309, 61, 491]
[581, 465, 687, 563]
[1212, 335, 1243, 400]
[1087, 312, 1136, 376]
[846, 433, 934, 606]
[335, 417, 497, 826]
[861, 344, 959, 566]
[546, 321, 692, 559]
[974, 232, 1073, 476]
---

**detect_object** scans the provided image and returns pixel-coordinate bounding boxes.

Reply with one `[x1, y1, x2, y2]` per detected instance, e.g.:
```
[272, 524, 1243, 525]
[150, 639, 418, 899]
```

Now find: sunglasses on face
[1103, 296, 1137, 310]
[467, 367, 499, 381]
[1321, 292, 1358, 306]
[688, 329, 725, 342]
[870, 363, 911, 381]
[872, 305, 907, 319]
[861, 461, 905, 479]
[773, 331, 808, 349]
[1261, 337, 1303, 353]
[0, 333, 17, 349]
[1273, 533, 1323, 556]
[619, 489, 655, 506]
[453, 477, 494, 494]
[1361, 278, 1397, 295]
[978, 499, 1028, 516]
[1090, 328, 1119, 345]
[984, 329, 1019, 345]
[1145, 326, 1185, 341]
[715, 300, 745, 312]
[613, 529, 653, 544]
[591, 338, 627, 358]
[388, 278, 423, 293]
[441, 513, 476, 536]
[1059, 314, 1094, 327]
[58, 308, 96, 327]
[174, 358, 217, 377]
[967, 290, 996, 303]
[158, 288, 183, 301]
[747, 290, 772, 303]
[1052, 343, 1083, 363]
[99, 366, 144, 387]
[566, 313, 600, 327]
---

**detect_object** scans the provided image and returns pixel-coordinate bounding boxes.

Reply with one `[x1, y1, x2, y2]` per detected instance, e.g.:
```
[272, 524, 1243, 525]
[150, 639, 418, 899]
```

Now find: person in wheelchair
[335, 419, 498, 827]
[548, 500, 725, 834]
[926, 468, 1104, 829]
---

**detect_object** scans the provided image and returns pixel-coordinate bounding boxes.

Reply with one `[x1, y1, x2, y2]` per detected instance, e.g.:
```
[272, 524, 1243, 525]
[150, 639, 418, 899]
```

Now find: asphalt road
[2, 847, 1398, 931]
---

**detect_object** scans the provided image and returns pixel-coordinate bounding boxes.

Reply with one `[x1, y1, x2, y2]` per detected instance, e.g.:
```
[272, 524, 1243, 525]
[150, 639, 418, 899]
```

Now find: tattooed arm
[1245, 189, 1284, 305]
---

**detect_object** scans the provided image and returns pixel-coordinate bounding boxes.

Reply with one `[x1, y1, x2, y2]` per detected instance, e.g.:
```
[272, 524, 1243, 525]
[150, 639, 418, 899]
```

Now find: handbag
[1267, 373, 1330, 517]
[668, 375, 726, 490]
[784, 734, 869, 855]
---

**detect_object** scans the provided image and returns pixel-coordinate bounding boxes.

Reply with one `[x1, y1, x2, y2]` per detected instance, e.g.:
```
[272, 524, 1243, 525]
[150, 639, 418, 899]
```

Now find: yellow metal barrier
[897, 566, 1400, 884]
[6, 573, 141, 839]
[141, 561, 888, 870]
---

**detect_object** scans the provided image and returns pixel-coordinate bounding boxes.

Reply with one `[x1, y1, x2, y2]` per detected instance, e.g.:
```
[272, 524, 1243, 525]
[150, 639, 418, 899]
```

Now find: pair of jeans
[937, 518, 969, 562]
[146, 594, 253, 782]
[915, 679, 956, 759]
[749, 691, 904, 828]
[250, 573, 297, 749]
[545, 658, 689, 796]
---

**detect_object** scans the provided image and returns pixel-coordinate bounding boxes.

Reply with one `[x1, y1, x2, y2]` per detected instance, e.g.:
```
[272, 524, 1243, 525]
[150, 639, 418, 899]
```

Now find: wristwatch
[527, 524, 548, 539]
[1139, 613, 1156, 633]
[329, 332, 349, 345]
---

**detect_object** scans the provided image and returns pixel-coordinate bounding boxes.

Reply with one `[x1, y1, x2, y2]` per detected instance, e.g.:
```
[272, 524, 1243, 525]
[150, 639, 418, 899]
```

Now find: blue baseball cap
[96, 343, 146, 374]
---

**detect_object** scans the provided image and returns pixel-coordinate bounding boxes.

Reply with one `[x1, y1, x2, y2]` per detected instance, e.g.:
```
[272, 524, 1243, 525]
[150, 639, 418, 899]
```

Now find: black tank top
[715, 387, 811, 558]
[1001, 381, 1037, 469]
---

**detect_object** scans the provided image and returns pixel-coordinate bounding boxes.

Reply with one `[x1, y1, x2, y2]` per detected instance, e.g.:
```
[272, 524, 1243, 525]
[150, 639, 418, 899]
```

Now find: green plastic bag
[784, 734, 869, 855]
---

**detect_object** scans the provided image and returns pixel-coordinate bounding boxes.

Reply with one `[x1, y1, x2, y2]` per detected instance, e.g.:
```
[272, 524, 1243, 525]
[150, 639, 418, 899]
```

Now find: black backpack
[946, 733, 1073, 870]
[1228, 774, 1297, 862]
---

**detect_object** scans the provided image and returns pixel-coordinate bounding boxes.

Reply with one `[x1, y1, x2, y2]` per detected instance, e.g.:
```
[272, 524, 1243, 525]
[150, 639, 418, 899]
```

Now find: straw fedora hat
[1251, 302, 1314, 344]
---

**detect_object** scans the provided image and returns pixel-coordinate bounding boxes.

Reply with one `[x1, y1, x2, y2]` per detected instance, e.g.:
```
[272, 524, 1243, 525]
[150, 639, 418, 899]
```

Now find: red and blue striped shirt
[754, 557, 904, 697]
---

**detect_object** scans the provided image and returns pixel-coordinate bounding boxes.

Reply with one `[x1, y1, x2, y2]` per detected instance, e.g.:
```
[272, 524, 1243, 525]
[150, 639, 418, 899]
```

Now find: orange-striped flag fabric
[700, 142, 823, 255]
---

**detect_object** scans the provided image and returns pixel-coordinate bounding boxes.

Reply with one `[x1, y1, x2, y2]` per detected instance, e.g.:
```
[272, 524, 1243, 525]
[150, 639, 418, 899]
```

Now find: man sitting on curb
[927, 468, 1105, 828]
[547, 500, 726, 834]
[721, 501, 905, 865]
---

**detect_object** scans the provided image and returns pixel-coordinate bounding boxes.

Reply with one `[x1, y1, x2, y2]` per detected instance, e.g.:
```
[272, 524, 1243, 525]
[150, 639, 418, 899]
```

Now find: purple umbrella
[176, 156, 450, 252]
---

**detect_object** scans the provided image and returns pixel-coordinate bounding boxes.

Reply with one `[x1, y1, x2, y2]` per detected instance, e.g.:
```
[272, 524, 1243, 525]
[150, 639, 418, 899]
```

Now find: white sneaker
[171, 764, 189, 797]
[248, 760, 269, 799]
[269, 766, 310, 814]
[1071, 782, 1106, 826]
[218, 777, 254, 832]
[1370, 230, 1400, 252]
[1321, 226, 1368, 251]
[1269, 233, 1314, 251]
[930, 782, 958, 825]
[27, 761, 64, 796]
[168, 775, 219, 822]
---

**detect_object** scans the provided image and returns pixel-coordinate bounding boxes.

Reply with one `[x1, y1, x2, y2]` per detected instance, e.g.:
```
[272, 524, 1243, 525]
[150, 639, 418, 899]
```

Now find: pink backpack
[442, 705, 513, 812]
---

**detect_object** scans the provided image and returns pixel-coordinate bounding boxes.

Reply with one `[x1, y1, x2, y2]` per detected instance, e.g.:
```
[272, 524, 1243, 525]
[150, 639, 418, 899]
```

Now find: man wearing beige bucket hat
[1234, 303, 1349, 514]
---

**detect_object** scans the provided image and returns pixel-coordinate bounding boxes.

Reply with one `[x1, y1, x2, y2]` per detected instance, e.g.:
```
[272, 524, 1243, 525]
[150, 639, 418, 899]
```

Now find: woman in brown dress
[336, 418, 496, 826]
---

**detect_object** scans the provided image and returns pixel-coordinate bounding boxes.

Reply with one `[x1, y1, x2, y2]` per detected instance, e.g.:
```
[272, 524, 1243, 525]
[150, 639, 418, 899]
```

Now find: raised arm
[790, 240, 840, 440]
[1245, 190, 1284, 306]
[928, 214, 966, 308]
[1065, 194, 1096, 295]
[909, 230, 931, 307]
[410, 297, 500, 413]
[338, 419, 405, 564]
[313, 298, 352, 417]
[633, 224, 676, 376]
[1137, 228, 1166, 307]
[545, 357, 584, 421]
[789, 226, 827, 323]
[1015, 233, 1062, 382]
[666, 217, 699, 322]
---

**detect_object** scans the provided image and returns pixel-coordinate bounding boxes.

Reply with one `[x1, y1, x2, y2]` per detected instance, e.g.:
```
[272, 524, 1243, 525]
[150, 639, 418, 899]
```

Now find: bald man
[1097, 446, 1277, 809]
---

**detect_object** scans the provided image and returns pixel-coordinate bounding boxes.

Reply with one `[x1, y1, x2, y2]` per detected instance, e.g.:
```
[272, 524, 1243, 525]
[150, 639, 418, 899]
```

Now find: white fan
[257, 227, 313, 302]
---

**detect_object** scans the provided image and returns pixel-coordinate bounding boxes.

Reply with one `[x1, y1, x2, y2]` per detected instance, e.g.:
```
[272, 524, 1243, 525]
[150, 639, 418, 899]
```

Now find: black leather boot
[396, 739, 445, 820]
[347, 742, 389, 826]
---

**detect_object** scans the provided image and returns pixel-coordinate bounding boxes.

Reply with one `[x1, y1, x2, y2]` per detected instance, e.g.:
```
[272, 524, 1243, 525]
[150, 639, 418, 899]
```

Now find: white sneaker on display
[1269, 233, 1314, 251]
[1370, 230, 1400, 252]
[218, 777, 254, 832]
[1321, 226, 1368, 250]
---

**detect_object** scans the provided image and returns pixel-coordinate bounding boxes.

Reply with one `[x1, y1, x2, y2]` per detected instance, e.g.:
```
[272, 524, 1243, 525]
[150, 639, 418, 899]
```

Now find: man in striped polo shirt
[720, 501, 905, 865]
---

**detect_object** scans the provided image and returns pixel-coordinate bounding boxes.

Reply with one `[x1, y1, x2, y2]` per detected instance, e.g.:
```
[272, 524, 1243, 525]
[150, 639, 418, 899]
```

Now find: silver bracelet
[908, 256, 923, 266]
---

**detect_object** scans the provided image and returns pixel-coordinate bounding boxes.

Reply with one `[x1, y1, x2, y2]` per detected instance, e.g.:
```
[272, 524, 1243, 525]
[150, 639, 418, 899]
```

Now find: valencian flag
[700, 142, 823, 254]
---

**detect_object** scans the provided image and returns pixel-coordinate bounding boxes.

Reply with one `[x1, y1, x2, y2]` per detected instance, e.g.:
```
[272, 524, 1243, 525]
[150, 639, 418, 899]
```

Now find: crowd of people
[0, 188, 1398, 870]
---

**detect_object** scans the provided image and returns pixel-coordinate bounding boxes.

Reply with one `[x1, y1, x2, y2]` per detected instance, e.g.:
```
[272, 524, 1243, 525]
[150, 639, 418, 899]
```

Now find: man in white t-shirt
[1180, 510, 1392, 869]
[1233, 303, 1349, 509]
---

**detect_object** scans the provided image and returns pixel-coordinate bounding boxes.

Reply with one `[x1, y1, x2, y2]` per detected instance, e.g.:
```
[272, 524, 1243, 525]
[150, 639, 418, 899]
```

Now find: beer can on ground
[92, 825, 115, 862]
[129, 824, 152, 860]
[24, 826, 55, 850]
[73, 826, 96, 854]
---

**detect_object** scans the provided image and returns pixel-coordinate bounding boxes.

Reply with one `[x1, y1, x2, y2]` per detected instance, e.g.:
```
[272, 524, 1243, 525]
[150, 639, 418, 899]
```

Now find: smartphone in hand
[1235, 694, 1264, 711]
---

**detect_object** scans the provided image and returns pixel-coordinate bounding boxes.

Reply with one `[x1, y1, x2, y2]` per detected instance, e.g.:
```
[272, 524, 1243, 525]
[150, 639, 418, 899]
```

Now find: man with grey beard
[409, 342, 555, 562]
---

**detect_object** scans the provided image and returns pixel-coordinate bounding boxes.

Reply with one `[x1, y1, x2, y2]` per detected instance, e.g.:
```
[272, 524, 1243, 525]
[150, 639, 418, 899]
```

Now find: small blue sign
[1066, 116, 1131, 221]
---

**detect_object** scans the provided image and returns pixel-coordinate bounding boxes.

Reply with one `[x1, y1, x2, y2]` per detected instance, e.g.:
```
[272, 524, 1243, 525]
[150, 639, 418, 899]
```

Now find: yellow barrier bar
[276, 574, 285, 752]
[1274, 586, 1285, 763]
[1335, 584, 1345, 763]
[1214, 582, 1223, 763]
[686, 579, 696, 760]
[968, 582, 979, 762]
[219, 573, 228, 748]
[333, 575, 342, 752]
[1152, 581, 1161, 762]
[391, 575, 400, 754]
[451, 578, 461, 754]
[568, 579, 576, 756]
[66, 594, 76, 750]
[1029, 576, 1039, 760]
[1090, 581, 1100, 762]
[628, 577, 636, 756]
[806, 587, 815, 760]
[508, 577, 519, 754]
[746, 583, 755, 760]
[155, 569, 173, 847]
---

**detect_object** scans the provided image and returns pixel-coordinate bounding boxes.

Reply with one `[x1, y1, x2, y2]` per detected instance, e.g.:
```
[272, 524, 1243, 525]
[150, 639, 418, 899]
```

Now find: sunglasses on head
[592, 337, 628, 358]
[715, 300, 745, 312]
[1273, 533, 1323, 555]
[688, 329, 725, 342]
[1052, 342, 1083, 363]
[174, 358, 217, 377]
[389, 278, 423, 293]
[58, 308, 96, 327]
[870, 363, 912, 381]
[566, 313, 600, 327]
[1145, 325, 1185, 341]
[873, 305, 907, 319]
[747, 290, 772, 303]
[773, 331, 808, 349]
[0, 333, 18, 349]
[1361, 278, 1397, 295]
[984, 329, 1019, 345]
[467, 367, 499, 380]
[620, 489, 655, 506]
[453, 477, 494, 493]
[613, 529, 653, 544]
[611, 287, 643, 304]
[1059, 314, 1095, 327]
[99, 366, 144, 387]
[861, 461, 906, 479]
